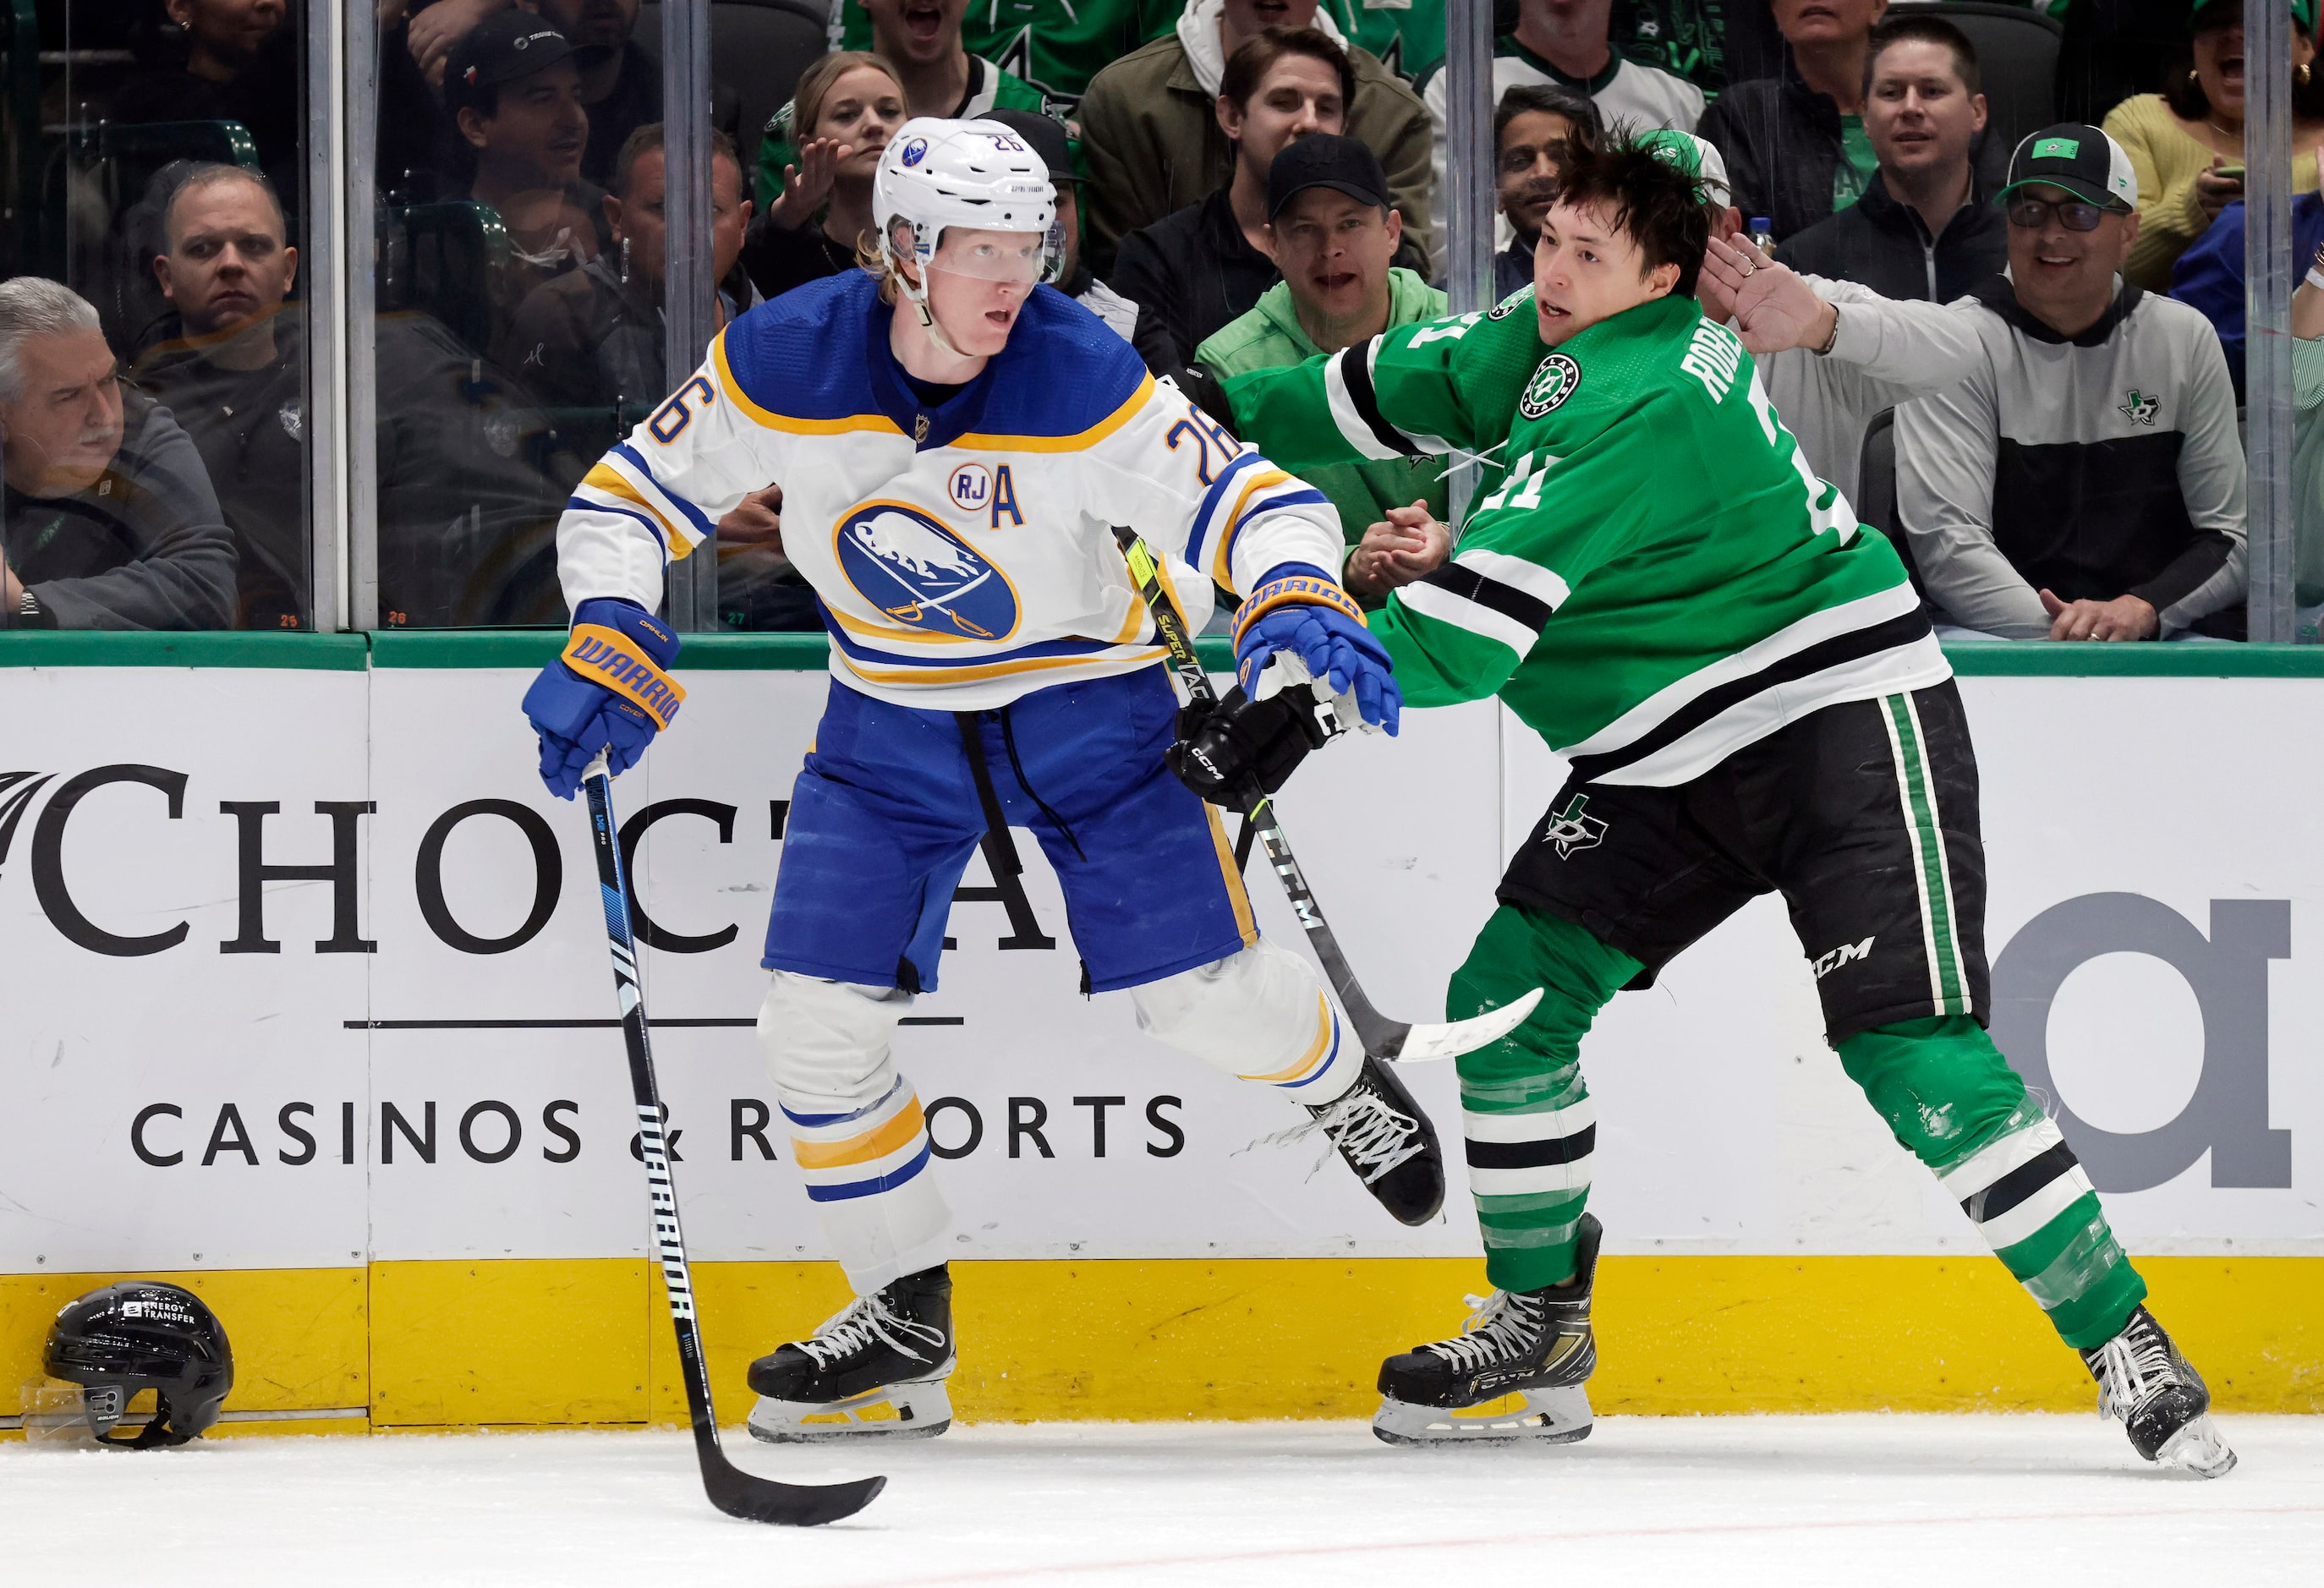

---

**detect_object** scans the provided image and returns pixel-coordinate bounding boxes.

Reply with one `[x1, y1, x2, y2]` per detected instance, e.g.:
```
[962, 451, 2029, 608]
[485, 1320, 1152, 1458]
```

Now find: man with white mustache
[0, 279, 234, 631]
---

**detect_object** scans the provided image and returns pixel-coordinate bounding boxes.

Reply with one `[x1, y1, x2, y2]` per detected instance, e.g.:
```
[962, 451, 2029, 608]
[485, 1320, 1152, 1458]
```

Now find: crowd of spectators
[4, 0, 2321, 637]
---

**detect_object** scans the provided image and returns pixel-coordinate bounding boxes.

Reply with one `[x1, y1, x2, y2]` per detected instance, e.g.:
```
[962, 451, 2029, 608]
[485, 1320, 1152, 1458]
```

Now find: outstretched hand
[1700, 234, 1838, 355]
[767, 138, 853, 230]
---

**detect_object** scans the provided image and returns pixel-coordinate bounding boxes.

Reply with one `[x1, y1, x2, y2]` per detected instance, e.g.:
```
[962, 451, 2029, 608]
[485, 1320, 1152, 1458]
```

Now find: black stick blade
[703, 1461, 887, 1526]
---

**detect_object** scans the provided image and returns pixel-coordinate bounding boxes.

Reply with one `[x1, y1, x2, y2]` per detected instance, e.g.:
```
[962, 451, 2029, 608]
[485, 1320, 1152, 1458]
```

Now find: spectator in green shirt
[1199, 134, 1449, 600]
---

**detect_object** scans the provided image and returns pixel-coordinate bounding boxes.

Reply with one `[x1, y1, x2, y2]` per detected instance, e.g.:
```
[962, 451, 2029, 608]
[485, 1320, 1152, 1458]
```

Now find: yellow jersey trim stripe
[834, 647, 1167, 687]
[1209, 468, 1294, 589]
[953, 373, 1154, 452]
[713, 331, 907, 437]
[581, 463, 698, 562]
[1241, 994, 1335, 1084]
[792, 1098, 926, 1170]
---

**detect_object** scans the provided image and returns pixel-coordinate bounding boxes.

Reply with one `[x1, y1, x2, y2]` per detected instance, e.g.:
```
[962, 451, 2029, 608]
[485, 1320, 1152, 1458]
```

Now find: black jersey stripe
[1565, 606, 1933, 784]
[1422, 563, 1556, 632]
[1465, 1125, 1597, 1169]
[1963, 1140, 2082, 1224]
[1340, 340, 1423, 457]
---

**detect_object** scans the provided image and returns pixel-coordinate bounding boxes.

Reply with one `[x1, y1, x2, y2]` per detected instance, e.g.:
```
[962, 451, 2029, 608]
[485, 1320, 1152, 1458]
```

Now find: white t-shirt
[1425, 42, 1707, 244]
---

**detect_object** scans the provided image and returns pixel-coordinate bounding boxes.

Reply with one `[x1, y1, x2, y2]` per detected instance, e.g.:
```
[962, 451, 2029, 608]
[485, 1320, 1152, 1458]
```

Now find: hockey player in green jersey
[1206, 134, 2236, 1475]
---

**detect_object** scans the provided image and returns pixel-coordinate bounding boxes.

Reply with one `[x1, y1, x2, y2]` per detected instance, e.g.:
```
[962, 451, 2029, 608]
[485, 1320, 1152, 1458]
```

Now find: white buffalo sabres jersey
[554, 271, 1345, 709]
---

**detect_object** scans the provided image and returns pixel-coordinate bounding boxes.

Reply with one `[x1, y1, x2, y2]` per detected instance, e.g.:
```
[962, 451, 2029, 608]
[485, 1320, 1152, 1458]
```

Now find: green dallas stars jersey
[1221, 288, 1950, 787]
[829, 0, 1169, 106]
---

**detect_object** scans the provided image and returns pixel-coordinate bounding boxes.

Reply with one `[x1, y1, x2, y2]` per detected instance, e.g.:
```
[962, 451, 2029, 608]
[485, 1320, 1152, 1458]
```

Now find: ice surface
[4, 1415, 2321, 1585]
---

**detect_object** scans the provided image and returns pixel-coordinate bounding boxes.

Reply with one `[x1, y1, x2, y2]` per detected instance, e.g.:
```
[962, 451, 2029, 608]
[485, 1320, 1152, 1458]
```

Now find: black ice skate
[1306, 1055, 1445, 1226]
[2081, 1306, 2236, 1477]
[745, 1265, 955, 1443]
[1372, 1213, 1602, 1446]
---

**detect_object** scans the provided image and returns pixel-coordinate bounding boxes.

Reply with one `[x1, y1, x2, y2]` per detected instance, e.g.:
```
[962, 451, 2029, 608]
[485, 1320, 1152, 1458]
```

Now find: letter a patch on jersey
[836, 503, 1020, 641]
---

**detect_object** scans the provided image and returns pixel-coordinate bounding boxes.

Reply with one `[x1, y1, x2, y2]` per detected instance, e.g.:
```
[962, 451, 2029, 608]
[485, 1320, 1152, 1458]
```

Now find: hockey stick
[582, 756, 887, 1526]
[1112, 529, 1542, 1061]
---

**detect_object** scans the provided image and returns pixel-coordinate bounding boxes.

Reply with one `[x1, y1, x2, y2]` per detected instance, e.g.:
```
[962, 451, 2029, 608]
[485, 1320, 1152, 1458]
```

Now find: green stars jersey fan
[827, 0, 1170, 107]
[825, 0, 1444, 106]
[1221, 288, 1950, 786]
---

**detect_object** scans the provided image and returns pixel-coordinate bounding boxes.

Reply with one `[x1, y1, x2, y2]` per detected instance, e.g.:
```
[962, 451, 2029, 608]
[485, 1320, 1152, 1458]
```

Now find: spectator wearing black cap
[1108, 28, 1427, 385]
[1199, 134, 1449, 598]
[1735, 124, 2245, 641]
[395, 0, 740, 189]
[1717, 124, 2247, 643]
[445, 12, 613, 315]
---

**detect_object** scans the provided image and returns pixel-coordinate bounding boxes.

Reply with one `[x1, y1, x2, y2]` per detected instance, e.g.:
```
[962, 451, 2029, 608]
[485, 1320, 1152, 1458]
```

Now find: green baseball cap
[2191, 0, 2316, 31]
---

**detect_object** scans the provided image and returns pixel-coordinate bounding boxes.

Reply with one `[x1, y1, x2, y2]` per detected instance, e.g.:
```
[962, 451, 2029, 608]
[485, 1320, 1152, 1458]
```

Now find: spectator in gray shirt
[0, 278, 234, 630]
[1708, 125, 2246, 642]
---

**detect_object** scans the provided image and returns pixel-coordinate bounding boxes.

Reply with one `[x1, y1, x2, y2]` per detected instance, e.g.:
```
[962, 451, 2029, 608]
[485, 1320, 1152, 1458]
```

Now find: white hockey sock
[1129, 940, 1360, 1104]
[758, 972, 953, 1293]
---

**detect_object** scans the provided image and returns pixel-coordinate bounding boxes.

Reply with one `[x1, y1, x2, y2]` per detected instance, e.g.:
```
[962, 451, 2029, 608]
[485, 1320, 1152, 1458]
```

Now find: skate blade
[2154, 1413, 2238, 1479]
[1371, 1384, 1592, 1448]
[746, 1380, 952, 1444]
[1392, 988, 1545, 1063]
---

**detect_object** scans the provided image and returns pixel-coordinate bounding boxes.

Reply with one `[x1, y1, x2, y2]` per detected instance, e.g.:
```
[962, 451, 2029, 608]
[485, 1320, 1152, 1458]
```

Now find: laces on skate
[1241, 1088, 1424, 1186]
[1421, 1292, 1547, 1375]
[796, 1292, 948, 1372]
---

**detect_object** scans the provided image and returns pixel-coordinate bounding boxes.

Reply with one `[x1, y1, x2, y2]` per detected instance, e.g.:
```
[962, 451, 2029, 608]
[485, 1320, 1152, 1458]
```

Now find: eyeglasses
[2005, 195, 2113, 233]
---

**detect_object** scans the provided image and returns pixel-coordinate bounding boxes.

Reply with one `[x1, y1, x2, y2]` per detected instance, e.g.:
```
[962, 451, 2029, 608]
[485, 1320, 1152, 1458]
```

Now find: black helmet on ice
[42, 1281, 233, 1448]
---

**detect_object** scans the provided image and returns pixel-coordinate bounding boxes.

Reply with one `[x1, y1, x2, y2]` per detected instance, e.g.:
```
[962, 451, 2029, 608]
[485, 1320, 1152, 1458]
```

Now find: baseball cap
[1996, 124, 2139, 211]
[1266, 134, 1390, 221]
[2192, 0, 2316, 31]
[1632, 128, 1731, 201]
[443, 12, 605, 116]
[981, 109, 1077, 185]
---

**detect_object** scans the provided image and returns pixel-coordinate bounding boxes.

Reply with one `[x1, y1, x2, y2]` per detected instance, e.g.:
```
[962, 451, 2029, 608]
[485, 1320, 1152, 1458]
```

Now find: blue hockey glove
[521, 598, 685, 799]
[1231, 565, 1400, 737]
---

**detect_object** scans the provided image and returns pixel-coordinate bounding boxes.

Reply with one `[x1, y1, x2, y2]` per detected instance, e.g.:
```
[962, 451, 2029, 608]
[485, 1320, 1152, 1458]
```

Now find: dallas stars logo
[1543, 792, 1607, 858]
[2120, 390, 2160, 426]
[1520, 353, 1582, 419]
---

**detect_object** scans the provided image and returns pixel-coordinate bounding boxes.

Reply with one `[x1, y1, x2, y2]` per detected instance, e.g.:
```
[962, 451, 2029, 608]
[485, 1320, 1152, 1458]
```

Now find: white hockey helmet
[874, 117, 1061, 287]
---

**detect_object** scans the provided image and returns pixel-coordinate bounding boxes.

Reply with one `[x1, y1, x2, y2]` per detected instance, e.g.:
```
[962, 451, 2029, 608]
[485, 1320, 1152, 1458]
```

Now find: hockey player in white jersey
[522, 118, 1439, 1443]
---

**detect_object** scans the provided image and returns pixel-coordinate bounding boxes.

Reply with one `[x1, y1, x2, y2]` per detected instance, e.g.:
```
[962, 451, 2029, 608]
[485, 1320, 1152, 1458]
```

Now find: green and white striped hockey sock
[1449, 906, 1640, 1294]
[1839, 1016, 2148, 1350]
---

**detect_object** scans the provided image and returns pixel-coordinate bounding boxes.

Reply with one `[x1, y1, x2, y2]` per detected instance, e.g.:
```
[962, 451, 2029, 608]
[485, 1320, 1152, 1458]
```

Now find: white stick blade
[1393, 987, 1544, 1062]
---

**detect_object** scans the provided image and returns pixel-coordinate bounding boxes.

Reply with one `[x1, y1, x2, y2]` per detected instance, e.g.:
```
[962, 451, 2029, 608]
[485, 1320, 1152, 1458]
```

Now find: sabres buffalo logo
[834, 503, 1019, 641]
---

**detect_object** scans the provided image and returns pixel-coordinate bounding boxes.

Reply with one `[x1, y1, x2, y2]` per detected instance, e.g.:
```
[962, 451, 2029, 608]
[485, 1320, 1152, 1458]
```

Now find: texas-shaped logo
[835, 503, 1019, 641]
[2119, 389, 2160, 426]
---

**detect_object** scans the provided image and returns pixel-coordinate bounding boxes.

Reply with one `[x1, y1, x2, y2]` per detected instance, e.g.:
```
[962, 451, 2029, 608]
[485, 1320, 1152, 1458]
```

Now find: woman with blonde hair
[2103, 0, 2324, 288]
[741, 52, 907, 300]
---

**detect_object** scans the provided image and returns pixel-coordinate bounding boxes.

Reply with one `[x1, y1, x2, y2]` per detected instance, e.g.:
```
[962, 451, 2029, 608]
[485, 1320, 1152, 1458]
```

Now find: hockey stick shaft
[582, 758, 884, 1525]
[1111, 530, 1406, 1054]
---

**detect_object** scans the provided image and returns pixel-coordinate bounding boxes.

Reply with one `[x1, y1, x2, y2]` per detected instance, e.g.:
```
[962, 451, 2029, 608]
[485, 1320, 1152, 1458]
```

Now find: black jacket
[134, 309, 573, 628]
[1696, 63, 1847, 243]
[1108, 189, 1281, 382]
[3, 389, 236, 630]
[1777, 171, 2009, 304]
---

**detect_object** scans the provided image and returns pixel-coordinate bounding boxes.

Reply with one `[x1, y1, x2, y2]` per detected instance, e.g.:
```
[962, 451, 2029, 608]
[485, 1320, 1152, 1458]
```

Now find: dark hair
[158, 162, 288, 247]
[2162, 25, 2324, 119]
[1864, 15, 1980, 96]
[1494, 83, 1603, 152]
[611, 122, 742, 200]
[1548, 139, 1713, 298]
[1220, 26, 1356, 115]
